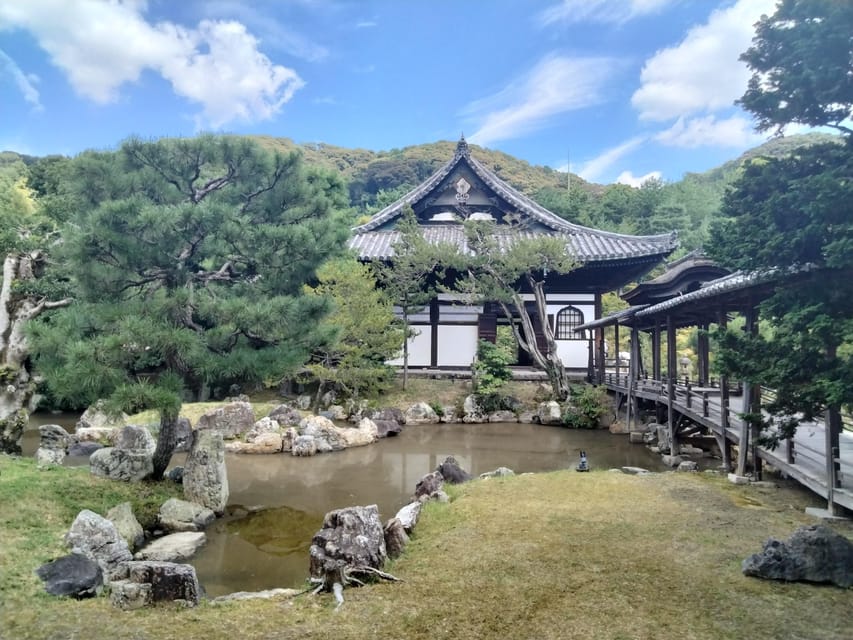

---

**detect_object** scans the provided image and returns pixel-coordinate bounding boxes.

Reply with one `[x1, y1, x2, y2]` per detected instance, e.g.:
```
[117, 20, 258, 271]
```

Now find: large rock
[35, 552, 103, 598]
[225, 432, 283, 454]
[110, 560, 201, 609]
[195, 401, 255, 439]
[656, 423, 671, 454]
[267, 404, 303, 427]
[107, 502, 145, 551]
[298, 415, 345, 452]
[173, 417, 193, 453]
[742, 525, 853, 588]
[488, 410, 517, 423]
[90, 447, 154, 482]
[183, 428, 229, 514]
[35, 424, 70, 467]
[414, 470, 444, 501]
[0, 408, 27, 455]
[68, 441, 103, 458]
[246, 416, 280, 440]
[134, 532, 206, 562]
[384, 518, 409, 559]
[77, 401, 128, 431]
[404, 402, 439, 425]
[309, 505, 387, 580]
[363, 407, 405, 425]
[114, 424, 156, 454]
[437, 455, 472, 484]
[64, 509, 132, 580]
[394, 501, 422, 533]
[537, 401, 563, 425]
[159, 498, 215, 532]
[373, 419, 403, 438]
[339, 417, 379, 448]
[75, 426, 118, 445]
[292, 434, 318, 456]
[480, 466, 515, 479]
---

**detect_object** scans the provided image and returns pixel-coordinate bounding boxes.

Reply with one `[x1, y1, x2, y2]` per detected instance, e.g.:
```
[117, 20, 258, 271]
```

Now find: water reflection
[195, 423, 669, 596]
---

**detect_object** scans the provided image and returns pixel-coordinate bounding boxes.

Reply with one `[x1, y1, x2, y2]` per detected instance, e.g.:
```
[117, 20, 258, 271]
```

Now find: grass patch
[2, 454, 851, 639]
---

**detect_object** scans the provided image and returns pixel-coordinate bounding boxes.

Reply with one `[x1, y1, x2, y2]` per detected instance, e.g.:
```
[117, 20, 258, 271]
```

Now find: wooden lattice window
[555, 306, 585, 340]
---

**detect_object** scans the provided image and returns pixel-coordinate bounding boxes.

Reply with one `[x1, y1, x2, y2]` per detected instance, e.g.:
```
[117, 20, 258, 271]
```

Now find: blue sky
[1, 0, 788, 185]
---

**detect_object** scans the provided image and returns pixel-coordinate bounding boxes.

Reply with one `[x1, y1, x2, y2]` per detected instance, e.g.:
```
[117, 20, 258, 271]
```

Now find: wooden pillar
[666, 314, 677, 456]
[652, 321, 661, 380]
[825, 405, 842, 515]
[586, 334, 594, 382]
[737, 305, 761, 477]
[717, 311, 731, 472]
[626, 326, 640, 427]
[614, 321, 621, 381]
[697, 322, 710, 386]
[596, 328, 605, 382]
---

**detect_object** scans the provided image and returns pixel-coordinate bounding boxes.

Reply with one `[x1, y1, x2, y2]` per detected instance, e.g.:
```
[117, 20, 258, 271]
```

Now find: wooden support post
[596, 328, 605, 383]
[697, 323, 710, 386]
[825, 405, 842, 515]
[614, 321, 621, 380]
[586, 335, 594, 383]
[717, 311, 731, 472]
[626, 326, 640, 428]
[666, 314, 677, 455]
[652, 321, 661, 381]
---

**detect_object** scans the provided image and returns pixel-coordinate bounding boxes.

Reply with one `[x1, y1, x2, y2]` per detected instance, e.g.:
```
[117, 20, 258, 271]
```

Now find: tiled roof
[350, 137, 678, 262]
[350, 226, 676, 262]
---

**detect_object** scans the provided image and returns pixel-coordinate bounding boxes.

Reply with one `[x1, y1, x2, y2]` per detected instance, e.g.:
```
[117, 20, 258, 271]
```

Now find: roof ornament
[455, 134, 470, 158]
[455, 177, 471, 204]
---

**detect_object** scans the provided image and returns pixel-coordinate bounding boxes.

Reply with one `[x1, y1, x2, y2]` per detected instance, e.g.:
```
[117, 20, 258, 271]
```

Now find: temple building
[348, 137, 678, 372]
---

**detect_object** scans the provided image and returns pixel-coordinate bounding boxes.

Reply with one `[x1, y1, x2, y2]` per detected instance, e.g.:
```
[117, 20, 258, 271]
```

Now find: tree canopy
[29, 135, 349, 475]
[738, 0, 853, 135]
[707, 0, 853, 441]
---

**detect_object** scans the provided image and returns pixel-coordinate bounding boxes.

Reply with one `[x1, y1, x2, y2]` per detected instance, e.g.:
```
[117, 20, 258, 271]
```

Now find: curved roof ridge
[465, 155, 676, 245]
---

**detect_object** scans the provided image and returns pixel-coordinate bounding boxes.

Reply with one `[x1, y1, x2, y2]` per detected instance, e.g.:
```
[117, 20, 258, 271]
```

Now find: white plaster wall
[388, 326, 432, 366]
[437, 325, 479, 366]
[556, 340, 590, 369]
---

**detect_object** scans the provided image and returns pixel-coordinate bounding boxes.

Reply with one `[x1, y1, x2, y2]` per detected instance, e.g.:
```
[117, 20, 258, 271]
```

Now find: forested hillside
[251, 132, 839, 255]
[2, 132, 838, 257]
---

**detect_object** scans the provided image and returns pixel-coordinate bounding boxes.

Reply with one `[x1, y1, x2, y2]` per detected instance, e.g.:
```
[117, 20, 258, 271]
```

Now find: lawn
[1, 453, 851, 640]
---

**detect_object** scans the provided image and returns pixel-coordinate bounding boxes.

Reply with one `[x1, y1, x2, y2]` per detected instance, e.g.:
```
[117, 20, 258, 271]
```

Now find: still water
[23, 418, 669, 597]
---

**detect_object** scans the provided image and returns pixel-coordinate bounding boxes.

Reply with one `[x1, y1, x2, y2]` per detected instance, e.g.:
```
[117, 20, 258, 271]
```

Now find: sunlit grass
[3, 451, 851, 639]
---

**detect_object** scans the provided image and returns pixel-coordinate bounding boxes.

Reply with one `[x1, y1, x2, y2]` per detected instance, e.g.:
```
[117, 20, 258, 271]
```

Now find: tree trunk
[0, 252, 71, 454]
[151, 407, 179, 481]
[497, 277, 570, 401]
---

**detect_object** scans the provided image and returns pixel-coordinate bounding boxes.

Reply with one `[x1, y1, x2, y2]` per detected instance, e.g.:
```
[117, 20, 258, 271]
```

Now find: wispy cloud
[616, 170, 661, 187]
[355, 20, 377, 29]
[655, 115, 764, 148]
[577, 136, 646, 182]
[538, 0, 675, 26]
[0, 0, 305, 128]
[464, 54, 620, 147]
[631, 0, 776, 122]
[0, 48, 42, 111]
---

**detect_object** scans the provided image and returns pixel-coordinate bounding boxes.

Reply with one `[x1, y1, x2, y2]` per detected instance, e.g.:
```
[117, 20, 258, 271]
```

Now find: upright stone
[64, 509, 132, 580]
[183, 428, 229, 514]
[107, 502, 145, 551]
[195, 401, 254, 439]
[35, 424, 70, 467]
[309, 505, 387, 583]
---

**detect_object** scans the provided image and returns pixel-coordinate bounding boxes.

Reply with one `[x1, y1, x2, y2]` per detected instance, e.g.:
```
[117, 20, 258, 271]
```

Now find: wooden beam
[652, 320, 661, 380]
[717, 310, 732, 472]
[667, 314, 677, 456]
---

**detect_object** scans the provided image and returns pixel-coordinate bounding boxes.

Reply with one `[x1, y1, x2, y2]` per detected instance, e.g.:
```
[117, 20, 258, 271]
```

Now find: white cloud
[355, 20, 377, 29]
[577, 136, 646, 182]
[0, 0, 304, 127]
[631, 0, 776, 122]
[616, 170, 661, 187]
[464, 54, 619, 147]
[0, 48, 41, 110]
[655, 115, 765, 148]
[538, 0, 675, 26]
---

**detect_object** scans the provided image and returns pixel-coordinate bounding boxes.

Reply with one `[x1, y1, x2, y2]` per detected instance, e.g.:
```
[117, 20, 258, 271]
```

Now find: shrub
[472, 338, 513, 395]
[562, 384, 609, 429]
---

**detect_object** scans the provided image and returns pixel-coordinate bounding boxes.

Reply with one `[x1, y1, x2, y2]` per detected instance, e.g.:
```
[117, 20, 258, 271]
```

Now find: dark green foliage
[562, 384, 608, 429]
[738, 0, 853, 135]
[706, 0, 853, 442]
[472, 338, 513, 396]
[29, 136, 348, 468]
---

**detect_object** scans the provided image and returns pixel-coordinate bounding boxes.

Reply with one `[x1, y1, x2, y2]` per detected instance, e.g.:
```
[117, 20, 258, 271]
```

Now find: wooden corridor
[597, 372, 853, 513]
